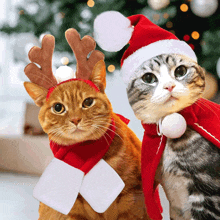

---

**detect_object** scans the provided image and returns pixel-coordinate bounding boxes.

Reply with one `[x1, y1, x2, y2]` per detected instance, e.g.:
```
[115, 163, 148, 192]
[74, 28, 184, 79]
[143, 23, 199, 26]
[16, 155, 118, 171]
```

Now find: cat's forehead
[141, 54, 195, 71]
[47, 80, 98, 102]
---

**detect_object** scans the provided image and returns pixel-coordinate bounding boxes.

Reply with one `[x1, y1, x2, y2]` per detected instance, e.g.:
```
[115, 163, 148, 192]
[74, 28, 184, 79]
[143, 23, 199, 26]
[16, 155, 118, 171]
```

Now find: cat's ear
[24, 82, 48, 107]
[89, 60, 106, 93]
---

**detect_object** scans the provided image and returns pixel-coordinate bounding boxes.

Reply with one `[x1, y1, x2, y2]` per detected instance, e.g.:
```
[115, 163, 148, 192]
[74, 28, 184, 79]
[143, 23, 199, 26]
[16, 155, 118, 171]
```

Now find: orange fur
[24, 61, 150, 220]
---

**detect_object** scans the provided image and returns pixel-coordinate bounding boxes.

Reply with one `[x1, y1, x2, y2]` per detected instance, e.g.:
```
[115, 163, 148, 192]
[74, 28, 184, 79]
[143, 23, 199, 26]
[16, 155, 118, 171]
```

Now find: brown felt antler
[24, 35, 57, 89]
[25, 29, 104, 89]
[65, 28, 105, 79]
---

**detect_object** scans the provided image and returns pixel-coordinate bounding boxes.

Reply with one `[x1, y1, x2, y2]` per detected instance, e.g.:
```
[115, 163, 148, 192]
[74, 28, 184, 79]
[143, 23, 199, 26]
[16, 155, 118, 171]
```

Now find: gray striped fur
[126, 54, 220, 219]
[162, 128, 220, 219]
[127, 54, 205, 123]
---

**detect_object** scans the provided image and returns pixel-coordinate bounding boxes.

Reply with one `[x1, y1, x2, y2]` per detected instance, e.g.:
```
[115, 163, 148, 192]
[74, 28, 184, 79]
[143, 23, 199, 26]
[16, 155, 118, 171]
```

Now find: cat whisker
[91, 123, 122, 145]
[172, 90, 189, 97]
[79, 120, 110, 130]
[87, 129, 100, 141]
[87, 115, 110, 121]
[49, 130, 63, 143]
[196, 99, 220, 120]
[112, 121, 128, 137]
[91, 125, 110, 145]
[48, 127, 62, 135]
[96, 124, 123, 142]
[151, 93, 171, 104]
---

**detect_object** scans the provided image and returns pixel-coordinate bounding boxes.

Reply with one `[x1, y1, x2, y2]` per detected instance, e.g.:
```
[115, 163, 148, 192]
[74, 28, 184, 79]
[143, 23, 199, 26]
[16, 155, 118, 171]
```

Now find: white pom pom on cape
[94, 11, 133, 52]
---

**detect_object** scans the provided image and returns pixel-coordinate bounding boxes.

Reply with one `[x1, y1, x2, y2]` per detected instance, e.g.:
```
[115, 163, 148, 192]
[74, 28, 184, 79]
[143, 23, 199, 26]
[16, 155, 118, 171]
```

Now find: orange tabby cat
[24, 59, 150, 220]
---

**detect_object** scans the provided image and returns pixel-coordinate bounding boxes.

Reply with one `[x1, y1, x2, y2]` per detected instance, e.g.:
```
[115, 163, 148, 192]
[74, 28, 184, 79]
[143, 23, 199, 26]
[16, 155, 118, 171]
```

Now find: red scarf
[141, 98, 220, 220]
[50, 114, 129, 175]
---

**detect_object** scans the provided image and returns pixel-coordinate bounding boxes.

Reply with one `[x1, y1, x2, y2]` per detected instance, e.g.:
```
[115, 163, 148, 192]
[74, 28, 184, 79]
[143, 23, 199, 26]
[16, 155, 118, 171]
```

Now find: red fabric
[120, 14, 178, 66]
[50, 119, 115, 174]
[46, 78, 100, 101]
[50, 115, 129, 174]
[141, 98, 220, 220]
[116, 113, 130, 125]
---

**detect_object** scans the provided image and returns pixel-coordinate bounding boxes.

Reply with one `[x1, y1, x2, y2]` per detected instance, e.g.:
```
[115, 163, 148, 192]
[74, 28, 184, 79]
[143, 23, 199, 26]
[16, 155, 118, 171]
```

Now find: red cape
[142, 98, 220, 220]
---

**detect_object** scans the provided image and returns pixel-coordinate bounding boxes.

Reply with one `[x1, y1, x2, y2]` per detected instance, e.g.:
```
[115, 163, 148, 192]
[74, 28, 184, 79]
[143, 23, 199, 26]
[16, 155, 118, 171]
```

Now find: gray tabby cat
[127, 54, 220, 220]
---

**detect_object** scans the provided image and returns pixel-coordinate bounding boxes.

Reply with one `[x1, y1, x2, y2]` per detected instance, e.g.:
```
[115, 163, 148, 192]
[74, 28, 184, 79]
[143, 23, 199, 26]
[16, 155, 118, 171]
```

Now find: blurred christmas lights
[166, 21, 173, 28]
[163, 13, 169, 19]
[191, 31, 200, 40]
[183, 35, 190, 41]
[87, 0, 95, 7]
[153, 14, 160, 21]
[189, 44, 195, 50]
[19, 10, 24, 15]
[180, 4, 189, 12]
[108, 65, 115, 72]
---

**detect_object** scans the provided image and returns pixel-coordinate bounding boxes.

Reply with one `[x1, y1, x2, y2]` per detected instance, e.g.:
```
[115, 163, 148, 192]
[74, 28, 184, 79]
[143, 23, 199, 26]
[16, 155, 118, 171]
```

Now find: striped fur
[127, 54, 220, 219]
[24, 61, 149, 219]
[127, 54, 205, 123]
[163, 128, 220, 220]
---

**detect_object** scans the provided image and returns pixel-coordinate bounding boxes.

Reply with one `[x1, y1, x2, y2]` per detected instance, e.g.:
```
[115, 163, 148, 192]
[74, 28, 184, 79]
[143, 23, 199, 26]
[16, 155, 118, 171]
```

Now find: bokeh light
[180, 4, 188, 12]
[108, 65, 115, 72]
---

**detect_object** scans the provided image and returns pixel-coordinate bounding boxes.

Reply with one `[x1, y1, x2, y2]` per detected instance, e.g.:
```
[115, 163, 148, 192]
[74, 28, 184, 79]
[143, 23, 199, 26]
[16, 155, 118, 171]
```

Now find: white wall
[105, 70, 144, 140]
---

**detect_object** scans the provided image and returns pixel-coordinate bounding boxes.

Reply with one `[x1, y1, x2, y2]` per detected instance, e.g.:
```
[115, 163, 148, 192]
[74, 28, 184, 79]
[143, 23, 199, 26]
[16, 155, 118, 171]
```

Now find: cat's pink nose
[71, 118, 81, 125]
[164, 85, 175, 92]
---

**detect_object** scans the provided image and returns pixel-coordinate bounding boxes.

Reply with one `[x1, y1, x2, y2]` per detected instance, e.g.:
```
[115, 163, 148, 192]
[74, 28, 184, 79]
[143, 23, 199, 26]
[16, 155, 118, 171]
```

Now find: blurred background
[0, 0, 220, 219]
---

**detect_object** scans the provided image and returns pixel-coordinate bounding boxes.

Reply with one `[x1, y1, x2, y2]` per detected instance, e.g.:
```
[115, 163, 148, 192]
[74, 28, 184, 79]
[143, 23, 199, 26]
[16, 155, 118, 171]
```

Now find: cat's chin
[73, 128, 85, 134]
[164, 96, 178, 104]
[138, 99, 184, 124]
[48, 130, 88, 146]
[48, 129, 106, 146]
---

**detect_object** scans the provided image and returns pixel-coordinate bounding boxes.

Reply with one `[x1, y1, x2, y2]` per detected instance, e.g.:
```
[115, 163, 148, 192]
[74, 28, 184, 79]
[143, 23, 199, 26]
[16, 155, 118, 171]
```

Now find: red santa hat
[94, 11, 197, 86]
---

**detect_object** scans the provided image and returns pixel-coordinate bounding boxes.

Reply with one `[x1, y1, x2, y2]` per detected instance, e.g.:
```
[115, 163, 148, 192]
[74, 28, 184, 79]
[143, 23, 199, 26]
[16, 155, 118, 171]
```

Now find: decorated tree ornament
[148, 0, 170, 11]
[190, 0, 218, 17]
[54, 57, 75, 83]
[159, 113, 187, 138]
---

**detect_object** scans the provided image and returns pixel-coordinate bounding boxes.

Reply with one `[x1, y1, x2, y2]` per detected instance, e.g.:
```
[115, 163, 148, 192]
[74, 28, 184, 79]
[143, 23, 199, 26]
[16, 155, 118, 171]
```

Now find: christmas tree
[1, 0, 220, 83]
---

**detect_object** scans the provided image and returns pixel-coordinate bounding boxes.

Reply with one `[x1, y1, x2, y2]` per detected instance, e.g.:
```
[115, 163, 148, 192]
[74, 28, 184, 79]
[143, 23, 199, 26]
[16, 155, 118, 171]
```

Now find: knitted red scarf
[141, 98, 220, 220]
[48, 79, 131, 175]
[50, 114, 130, 175]
[50, 119, 115, 174]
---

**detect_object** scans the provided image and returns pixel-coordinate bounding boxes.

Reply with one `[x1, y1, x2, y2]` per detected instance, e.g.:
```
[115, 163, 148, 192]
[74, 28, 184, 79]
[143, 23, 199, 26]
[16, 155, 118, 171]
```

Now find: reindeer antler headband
[24, 28, 105, 92]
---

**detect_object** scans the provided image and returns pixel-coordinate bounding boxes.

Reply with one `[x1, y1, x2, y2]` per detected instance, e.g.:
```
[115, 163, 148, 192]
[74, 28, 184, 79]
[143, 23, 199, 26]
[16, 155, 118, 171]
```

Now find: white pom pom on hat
[94, 11, 134, 52]
[94, 11, 197, 87]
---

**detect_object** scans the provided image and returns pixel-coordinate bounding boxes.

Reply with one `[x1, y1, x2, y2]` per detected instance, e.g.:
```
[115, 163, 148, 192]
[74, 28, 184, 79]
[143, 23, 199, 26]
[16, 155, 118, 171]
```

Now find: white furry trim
[94, 11, 134, 52]
[80, 159, 125, 213]
[33, 158, 84, 215]
[121, 39, 197, 87]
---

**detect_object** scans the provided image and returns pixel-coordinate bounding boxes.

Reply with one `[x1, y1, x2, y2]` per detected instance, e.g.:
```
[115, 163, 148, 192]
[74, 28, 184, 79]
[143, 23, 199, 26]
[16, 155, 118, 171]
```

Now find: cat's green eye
[142, 73, 158, 84]
[82, 98, 94, 108]
[174, 65, 187, 78]
[52, 103, 65, 114]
